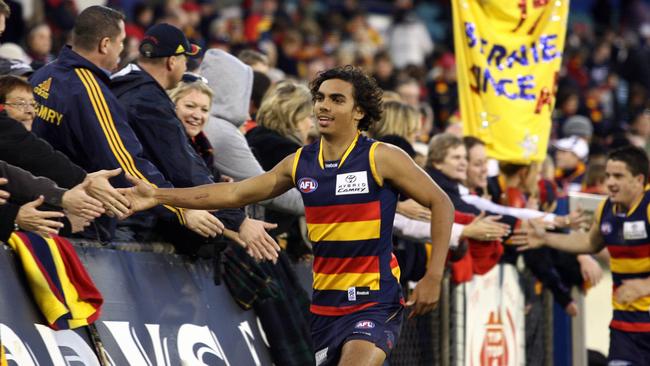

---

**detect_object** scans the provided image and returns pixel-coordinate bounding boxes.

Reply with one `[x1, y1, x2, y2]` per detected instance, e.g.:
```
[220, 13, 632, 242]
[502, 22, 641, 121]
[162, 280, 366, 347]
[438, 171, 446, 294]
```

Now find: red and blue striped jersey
[292, 133, 403, 316]
[597, 190, 650, 332]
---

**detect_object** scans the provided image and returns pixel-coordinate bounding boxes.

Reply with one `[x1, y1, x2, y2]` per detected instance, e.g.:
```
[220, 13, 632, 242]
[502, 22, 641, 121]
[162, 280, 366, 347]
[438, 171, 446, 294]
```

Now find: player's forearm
[154, 183, 239, 210]
[543, 230, 598, 254]
[425, 194, 454, 279]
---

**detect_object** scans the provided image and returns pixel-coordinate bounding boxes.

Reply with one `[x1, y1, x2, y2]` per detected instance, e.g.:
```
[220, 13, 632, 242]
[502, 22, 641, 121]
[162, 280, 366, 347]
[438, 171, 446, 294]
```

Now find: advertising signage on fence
[464, 264, 525, 366]
[452, 0, 569, 163]
[0, 245, 272, 365]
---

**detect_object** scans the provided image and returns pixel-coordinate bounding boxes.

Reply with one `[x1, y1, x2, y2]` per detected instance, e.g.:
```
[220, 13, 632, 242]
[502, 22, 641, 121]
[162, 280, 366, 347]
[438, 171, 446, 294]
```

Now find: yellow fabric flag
[453, 0, 569, 163]
[1, 343, 7, 366]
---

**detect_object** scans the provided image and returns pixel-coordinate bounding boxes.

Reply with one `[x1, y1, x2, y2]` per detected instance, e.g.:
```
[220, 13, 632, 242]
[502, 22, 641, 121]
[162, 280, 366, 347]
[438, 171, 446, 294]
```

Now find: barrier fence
[0, 241, 587, 365]
[0, 242, 272, 365]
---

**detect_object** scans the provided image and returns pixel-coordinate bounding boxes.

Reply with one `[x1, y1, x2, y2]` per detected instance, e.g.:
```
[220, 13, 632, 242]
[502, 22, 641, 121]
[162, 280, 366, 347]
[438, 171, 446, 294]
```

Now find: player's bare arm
[120, 153, 296, 212]
[512, 215, 606, 254]
[374, 142, 454, 318]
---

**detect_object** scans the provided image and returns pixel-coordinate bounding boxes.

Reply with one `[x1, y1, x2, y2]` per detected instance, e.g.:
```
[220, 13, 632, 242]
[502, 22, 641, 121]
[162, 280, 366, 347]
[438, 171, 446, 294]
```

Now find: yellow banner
[453, 0, 569, 163]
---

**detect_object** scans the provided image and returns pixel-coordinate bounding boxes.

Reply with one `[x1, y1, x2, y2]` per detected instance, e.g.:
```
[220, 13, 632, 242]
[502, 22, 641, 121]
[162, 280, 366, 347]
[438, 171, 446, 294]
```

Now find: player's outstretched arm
[374, 143, 454, 318]
[510, 216, 605, 254]
[120, 154, 296, 213]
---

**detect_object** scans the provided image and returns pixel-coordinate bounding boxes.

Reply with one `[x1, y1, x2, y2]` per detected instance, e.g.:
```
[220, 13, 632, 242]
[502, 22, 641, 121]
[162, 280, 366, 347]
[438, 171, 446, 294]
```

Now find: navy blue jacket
[111, 64, 245, 230]
[30, 46, 187, 234]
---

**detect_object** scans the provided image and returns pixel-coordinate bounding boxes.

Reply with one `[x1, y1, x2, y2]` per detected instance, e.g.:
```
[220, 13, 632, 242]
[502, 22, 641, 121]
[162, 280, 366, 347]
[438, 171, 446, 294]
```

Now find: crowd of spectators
[0, 0, 648, 364]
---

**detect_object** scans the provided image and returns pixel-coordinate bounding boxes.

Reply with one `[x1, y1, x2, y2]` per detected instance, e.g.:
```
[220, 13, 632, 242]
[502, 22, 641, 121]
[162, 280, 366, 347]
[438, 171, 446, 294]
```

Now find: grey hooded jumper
[199, 49, 303, 215]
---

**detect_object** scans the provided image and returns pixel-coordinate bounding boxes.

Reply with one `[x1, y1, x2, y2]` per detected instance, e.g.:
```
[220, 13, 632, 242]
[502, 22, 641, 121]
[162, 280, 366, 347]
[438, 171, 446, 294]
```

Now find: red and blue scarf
[7, 232, 102, 330]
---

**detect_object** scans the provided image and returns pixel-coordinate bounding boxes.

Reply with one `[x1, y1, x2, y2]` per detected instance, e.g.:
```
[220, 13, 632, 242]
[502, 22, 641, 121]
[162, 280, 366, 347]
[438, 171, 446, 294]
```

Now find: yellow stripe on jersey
[613, 295, 650, 312]
[307, 220, 381, 242]
[369, 142, 382, 187]
[610, 257, 650, 274]
[292, 147, 303, 185]
[75, 68, 185, 224]
[391, 265, 401, 282]
[313, 272, 380, 291]
[594, 198, 607, 226]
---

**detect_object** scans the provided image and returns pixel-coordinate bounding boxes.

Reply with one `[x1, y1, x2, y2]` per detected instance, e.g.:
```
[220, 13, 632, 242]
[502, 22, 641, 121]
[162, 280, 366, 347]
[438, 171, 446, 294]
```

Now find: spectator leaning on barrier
[109, 24, 225, 241]
[120, 65, 454, 366]
[111, 24, 279, 254]
[0, 103, 127, 232]
[30, 6, 189, 241]
[514, 145, 650, 365]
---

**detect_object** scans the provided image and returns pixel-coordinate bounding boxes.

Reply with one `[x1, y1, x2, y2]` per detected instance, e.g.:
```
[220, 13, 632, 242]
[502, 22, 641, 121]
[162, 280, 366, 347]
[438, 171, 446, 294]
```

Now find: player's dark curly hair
[309, 65, 383, 131]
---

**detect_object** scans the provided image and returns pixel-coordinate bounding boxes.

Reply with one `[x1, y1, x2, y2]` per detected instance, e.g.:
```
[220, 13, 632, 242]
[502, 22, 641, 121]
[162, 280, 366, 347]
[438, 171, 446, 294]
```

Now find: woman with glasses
[0, 75, 37, 130]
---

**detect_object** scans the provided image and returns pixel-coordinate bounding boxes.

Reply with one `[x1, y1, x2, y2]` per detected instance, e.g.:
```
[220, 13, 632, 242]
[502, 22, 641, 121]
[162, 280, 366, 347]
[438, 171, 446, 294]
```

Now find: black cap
[0, 58, 33, 77]
[139, 23, 200, 58]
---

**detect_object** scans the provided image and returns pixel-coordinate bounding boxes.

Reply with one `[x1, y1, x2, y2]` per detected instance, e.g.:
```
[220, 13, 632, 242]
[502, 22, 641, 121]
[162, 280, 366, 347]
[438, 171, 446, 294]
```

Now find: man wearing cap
[111, 23, 279, 255]
[29, 6, 218, 242]
[554, 135, 590, 193]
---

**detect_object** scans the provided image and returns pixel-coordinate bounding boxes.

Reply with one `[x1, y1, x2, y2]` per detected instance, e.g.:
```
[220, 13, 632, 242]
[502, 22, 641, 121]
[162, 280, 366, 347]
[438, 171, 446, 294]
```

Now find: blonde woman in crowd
[369, 100, 420, 144]
[168, 74, 231, 182]
[246, 80, 313, 169]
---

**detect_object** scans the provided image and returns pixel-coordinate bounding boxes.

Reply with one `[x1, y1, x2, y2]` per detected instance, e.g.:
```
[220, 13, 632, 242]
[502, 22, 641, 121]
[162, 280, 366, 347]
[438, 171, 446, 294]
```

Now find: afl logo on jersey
[298, 177, 318, 193]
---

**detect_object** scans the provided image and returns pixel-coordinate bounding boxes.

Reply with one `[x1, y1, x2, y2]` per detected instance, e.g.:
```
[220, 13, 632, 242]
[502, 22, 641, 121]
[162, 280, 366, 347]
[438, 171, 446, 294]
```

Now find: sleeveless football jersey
[597, 190, 650, 332]
[292, 133, 403, 316]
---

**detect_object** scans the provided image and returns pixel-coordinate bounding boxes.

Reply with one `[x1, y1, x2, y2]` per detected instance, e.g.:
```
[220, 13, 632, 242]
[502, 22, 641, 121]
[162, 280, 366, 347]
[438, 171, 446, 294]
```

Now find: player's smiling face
[313, 79, 364, 136]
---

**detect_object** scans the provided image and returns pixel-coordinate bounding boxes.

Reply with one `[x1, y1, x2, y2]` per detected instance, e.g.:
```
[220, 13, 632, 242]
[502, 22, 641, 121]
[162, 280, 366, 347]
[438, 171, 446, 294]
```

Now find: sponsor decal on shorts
[347, 287, 356, 301]
[385, 330, 395, 350]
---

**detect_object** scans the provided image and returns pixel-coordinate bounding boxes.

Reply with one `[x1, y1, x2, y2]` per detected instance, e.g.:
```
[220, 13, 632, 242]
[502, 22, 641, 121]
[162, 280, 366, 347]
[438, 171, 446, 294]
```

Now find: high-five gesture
[117, 173, 159, 214]
[85, 168, 132, 218]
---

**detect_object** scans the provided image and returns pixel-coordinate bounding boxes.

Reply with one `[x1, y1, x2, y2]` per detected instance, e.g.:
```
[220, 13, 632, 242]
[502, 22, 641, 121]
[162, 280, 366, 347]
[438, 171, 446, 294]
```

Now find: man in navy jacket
[110, 23, 278, 252]
[30, 6, 222, 242]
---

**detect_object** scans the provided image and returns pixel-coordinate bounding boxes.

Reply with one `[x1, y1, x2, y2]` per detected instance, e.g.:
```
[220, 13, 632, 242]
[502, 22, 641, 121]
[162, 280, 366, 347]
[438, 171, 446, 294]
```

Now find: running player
[514, 145, 650, 364]
[119, 66, 453, 366]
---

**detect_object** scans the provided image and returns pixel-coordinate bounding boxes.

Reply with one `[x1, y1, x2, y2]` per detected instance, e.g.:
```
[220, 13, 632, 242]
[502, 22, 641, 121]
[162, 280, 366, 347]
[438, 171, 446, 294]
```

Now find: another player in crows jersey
[120, 66, 454, 366]
[514, 145, 650, 364]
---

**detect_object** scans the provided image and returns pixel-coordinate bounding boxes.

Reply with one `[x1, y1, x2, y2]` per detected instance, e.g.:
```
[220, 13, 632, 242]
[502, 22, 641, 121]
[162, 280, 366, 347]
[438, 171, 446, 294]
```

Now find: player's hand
[461, 212, 510, 241]
[0, 177, 9, 205]
[15, 196, 65, 236]
[577, 254, 603, 287]
[509, 219, 546, 250]
[184, 209, 224, 238]
[397, 199, 430, 222]
[615, 278, 650, 305]
[62, 181, 105, 220]
[238, 218, 280, 262]
[85, 168, 131, 218]
[565, 301, 578, 317]
[117, 173, 159, 215]
[406, 273, 441, 319]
